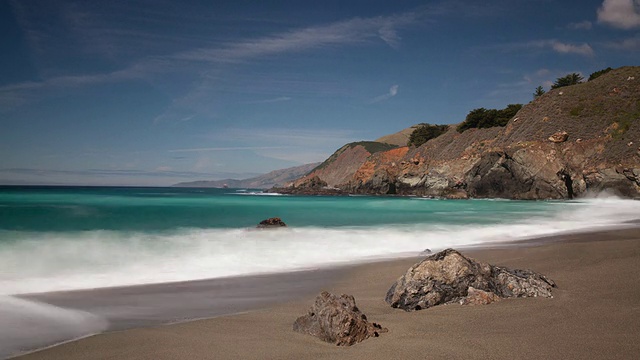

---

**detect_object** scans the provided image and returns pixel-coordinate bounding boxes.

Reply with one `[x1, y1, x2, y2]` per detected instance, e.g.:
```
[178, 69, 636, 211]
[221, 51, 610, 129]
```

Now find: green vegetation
[612, 106, 640, 140]
[533, 86, 545, 99]
[588, 67, 612, 81]
[457, 104, 523, 133]
[551, 73, 584, 89]
[569, 106, 582, 117]
[407, 123, 449, 147]
[350, 141, 399, 154]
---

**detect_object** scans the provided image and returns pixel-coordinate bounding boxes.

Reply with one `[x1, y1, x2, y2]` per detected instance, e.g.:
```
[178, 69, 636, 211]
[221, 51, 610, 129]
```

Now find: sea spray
[1, 197, 639, 295]
[0, 296, 108, 358]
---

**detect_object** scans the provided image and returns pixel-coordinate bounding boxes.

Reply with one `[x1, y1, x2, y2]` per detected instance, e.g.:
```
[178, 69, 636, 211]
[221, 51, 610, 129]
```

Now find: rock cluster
[385, 249, 556, 311]
[256, 217, 287, 228]
[293, 291, 387, 346]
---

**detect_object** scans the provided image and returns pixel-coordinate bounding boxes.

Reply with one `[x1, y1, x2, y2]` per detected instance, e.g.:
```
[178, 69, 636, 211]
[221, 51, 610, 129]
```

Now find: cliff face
[291, 142, 398, 188]
[280, 66, 640, 199]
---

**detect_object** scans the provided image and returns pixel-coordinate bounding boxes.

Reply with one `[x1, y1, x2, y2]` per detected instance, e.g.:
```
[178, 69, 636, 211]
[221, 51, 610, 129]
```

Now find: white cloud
[597, 0, 640, 29]
[172, 13, 417, 64]
[370, 84, 400, 103]
[1, 9, 421, 111]
[603, 36, 640, 50]
[513, 40, 595, 56]
[567, 20, 593, 30]
[548, 41, 594, 56]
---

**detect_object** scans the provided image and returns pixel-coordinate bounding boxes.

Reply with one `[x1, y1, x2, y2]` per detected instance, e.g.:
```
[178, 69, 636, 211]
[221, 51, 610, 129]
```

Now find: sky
[1, 0, 639, 186]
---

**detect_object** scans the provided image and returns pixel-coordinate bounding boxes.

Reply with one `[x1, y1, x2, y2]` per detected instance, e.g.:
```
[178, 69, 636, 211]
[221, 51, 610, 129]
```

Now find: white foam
[0, 296, 108, 358]
[0, 198, 638, 295]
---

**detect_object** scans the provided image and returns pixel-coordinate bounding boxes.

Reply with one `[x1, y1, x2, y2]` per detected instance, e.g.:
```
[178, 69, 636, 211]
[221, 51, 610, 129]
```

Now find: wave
[227, 191, 286, 196]
[0, 296, 107, 358]
[0, 198, 638, 295]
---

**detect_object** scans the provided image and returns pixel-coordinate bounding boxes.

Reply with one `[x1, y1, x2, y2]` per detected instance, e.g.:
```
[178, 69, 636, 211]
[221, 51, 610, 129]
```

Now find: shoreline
[11, 226, 640, 359]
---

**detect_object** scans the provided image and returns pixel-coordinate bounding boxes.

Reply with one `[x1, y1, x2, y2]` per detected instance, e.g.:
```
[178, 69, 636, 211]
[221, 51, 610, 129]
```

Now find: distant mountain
[172, 162, 320, 189]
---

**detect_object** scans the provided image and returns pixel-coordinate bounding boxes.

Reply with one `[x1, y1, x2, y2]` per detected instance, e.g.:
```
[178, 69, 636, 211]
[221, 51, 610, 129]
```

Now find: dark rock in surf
[293, 291, 387, 346]
[385, 248, 555, 311]
[257, 217, 287, 228]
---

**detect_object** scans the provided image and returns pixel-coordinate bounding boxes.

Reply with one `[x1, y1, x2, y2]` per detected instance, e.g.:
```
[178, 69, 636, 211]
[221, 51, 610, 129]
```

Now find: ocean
[2, 186, 640, 295]
[2, 185, 640, 358]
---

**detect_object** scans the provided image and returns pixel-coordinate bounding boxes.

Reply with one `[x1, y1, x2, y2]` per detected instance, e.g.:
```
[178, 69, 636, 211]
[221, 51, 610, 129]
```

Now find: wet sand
[15, 228, 640, 360]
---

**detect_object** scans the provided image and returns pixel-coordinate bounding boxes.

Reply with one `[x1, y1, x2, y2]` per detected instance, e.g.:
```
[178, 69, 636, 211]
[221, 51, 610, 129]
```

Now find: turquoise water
[1, 186, 639, 295]
[1, 186, 557, 231]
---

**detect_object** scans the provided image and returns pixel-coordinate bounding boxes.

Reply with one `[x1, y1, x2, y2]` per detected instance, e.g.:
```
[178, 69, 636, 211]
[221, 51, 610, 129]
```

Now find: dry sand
[16, 228, 640, 360]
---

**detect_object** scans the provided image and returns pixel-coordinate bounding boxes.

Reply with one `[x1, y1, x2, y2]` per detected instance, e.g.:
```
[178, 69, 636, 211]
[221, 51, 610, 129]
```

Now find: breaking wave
[0, 197, 638, 295]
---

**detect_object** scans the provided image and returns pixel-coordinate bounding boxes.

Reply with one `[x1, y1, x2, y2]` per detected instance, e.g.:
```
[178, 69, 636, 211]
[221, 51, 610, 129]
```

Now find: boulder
[256, 217, 287, 228]
[548, 131, 568, 143]
[459, 287, 501, 305]
[293, 291, 387, 346]
[385, 249, 556, 311]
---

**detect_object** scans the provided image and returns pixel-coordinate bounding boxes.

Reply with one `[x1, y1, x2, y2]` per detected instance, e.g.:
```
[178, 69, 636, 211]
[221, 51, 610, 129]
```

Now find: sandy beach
[15, 227, 640, 360]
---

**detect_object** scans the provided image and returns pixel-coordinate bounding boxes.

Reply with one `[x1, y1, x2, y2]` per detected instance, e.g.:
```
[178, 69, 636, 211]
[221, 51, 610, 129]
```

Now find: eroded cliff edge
[272, 67, 640, 199]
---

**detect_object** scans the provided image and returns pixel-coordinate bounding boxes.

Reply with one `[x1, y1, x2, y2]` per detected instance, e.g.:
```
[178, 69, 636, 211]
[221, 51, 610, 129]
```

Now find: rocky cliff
[276, 66, 640, 199]
[289, 142, 398, 189]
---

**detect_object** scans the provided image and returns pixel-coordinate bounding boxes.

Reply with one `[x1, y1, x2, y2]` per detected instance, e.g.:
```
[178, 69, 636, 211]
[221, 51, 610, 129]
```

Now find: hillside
[173, 162, 320, 189]
[289, 142, 398, 189]
[375, 125, 419, 146]
[275, 66, 640, 199]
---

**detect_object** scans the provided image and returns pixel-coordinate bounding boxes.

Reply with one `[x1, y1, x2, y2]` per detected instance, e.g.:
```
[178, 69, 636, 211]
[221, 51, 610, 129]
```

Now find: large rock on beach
[385, 249, 556, 311]
[256, 217, 287, 228]
[293, 291, 387, 346]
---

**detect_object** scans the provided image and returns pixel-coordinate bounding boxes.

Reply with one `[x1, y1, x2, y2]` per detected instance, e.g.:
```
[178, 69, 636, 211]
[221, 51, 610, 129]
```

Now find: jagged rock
[548, 131, 568, 143]
[459, 287, 501, 305]
[257, 217, 287, 228]
[293, 291, 387, 346]
[491, 266, 556, 298]
[385, 249, 556, 311]
[300, 175, 328, 189]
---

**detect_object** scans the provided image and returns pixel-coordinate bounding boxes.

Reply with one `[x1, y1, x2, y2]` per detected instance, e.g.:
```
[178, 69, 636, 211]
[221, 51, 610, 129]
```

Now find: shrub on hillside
[407, 124, 449, 147]
[588, 67, 612, 81]
[551, 73, 584, 89]
[456, 104, 522, 133]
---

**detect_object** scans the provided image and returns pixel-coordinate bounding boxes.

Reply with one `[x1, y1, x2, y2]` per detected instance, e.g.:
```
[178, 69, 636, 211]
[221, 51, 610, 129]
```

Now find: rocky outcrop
[293, 291, 387, 346]
[548, 131, 569, 143]
[257, 217, 287, 228]
[271, 175, 343, 195]
[385, 249, 556, 311]
[274, 66, 640, 199]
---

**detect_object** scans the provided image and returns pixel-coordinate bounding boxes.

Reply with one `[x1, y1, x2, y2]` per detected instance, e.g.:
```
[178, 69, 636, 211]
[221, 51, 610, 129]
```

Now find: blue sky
[1, 0, 639, 186]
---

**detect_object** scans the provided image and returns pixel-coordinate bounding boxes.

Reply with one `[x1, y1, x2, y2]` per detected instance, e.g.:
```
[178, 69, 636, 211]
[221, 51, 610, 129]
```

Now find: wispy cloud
[370, 85, 399, 103]
[567, 20, 593, 30]
[546, 40, 594, 56]
[2, 6, 423, 115]
[168, 146, 291, 153]
[597, 0, 640, 29]
[171, 13, 419, 64]
[602, 35, 640, 50]
[242, 96, 292, 104]
[493, 39, 595, 57]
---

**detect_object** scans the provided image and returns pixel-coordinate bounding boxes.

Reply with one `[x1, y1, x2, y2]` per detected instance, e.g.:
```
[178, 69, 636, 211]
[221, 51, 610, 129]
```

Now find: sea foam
[0, 296, 107, 358]
[0, 197, 638, 295]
